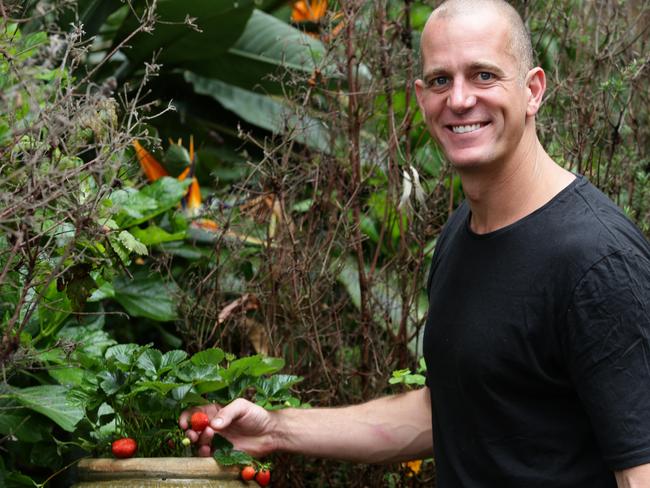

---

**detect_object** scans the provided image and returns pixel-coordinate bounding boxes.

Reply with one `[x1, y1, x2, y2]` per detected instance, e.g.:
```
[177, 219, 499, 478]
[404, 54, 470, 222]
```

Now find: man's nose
[447, 80, 476, 112]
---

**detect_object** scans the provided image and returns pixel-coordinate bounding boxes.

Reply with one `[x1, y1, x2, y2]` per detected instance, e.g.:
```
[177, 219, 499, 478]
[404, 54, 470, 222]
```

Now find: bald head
[425, 0, 534, 77]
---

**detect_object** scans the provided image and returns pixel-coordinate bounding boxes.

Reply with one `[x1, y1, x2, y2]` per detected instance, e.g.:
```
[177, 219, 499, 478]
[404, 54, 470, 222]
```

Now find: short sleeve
[565, 249, 650, 470]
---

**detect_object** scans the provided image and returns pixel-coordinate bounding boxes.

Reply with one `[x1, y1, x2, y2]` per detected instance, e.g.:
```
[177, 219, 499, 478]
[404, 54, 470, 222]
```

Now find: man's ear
[525, 67, 546, 116]
[414, 79, 426, 112]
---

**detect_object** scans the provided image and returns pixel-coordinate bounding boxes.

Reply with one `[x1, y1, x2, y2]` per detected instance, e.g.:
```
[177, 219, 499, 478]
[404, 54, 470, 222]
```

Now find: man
[180, 0, 650, 485]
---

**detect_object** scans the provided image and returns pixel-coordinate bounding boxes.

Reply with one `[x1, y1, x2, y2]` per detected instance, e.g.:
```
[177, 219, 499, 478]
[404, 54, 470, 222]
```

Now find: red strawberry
[190, 411, 210, 432]
[241, 465, 256, 481]
[111, 437, 137, 458]
[255, 468, 271, 486]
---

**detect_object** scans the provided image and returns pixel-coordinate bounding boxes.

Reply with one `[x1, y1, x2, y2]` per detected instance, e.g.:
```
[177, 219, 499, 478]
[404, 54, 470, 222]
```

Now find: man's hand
[178, 399, 277, 458]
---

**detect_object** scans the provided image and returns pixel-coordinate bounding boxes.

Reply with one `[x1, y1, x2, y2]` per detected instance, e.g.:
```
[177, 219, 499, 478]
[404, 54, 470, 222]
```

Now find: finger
[197, 426, 215, 446]
[184, 429, 199, 443]
[198, 444, 212, 457]
[179, 410, 191, 430]
[211, 398, 249, 431]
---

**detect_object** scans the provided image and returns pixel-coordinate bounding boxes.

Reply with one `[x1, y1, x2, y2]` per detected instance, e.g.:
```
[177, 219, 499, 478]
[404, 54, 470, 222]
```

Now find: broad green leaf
[255, 374, 303, 397]
[113, 177, 191, 228]
[9, 385, 84, 432]
[98, 370, 124, 395]
[171, 384, 194, 402]
[195, 379, 229, 394]
[112, 271, 179, 321]
[37, 282, 72, 337]
[88, 280, 116, 301]
[158, 241, 214, 259]
[250, 356, 285, 376]
[176, 363, 221, 383]
[190, 348, 225, 366]
[214, 448, 254, 466]
[130, 225, 186, 245]
[128, 381, 183, 397]
[0, 411, 49, 442]
[224, 355, 284, 380]
[105, 343, 140, 367]
[48, 366, 85, 387]
[190, 9, 324, 93]
[139, 177, 191, 215]
[115, 0, 255, 67]
[58, 319, 116, 358]
[118, 230, 148, 255]
[137, 349, 163, 374]
[161, 350, 188, 370]
[30, 442, 61, 469]
[186, 73, 330, 153]
[57, 0, 124, 39]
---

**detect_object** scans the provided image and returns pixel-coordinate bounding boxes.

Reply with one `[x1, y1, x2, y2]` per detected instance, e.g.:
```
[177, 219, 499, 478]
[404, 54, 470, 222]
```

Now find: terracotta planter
[72, 457, 246, 487]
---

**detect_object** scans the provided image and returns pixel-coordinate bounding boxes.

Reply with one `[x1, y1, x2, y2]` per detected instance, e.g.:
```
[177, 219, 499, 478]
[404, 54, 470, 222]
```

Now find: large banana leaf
[185, 72, 330, 153]
[114, 0, 255, 68]
[186, 9, 325, 93]
[57, 0, 125, 39]
[5, 385, 84, 432]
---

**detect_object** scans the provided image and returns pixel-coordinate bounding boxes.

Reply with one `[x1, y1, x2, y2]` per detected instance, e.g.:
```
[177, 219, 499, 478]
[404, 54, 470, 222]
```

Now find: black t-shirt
[423, 176, 650, 487]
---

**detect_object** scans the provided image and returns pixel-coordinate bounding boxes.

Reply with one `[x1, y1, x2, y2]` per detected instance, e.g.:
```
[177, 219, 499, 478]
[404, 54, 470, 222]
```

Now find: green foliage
[69, 342, 302, 457]
[389, 358, 427, 389]
[2, 0, 647, 486]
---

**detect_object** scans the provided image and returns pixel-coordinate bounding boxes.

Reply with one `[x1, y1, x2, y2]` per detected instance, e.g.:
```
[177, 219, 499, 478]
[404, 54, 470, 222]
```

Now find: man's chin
[447, 155, 491, 171]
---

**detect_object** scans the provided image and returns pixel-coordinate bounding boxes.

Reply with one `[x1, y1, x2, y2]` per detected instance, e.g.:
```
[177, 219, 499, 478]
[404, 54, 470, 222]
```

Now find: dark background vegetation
[1, 0, 648, 486]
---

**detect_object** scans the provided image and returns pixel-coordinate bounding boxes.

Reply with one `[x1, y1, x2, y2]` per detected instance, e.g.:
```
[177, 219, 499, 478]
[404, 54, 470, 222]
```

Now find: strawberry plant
[69, 343, 303, 458]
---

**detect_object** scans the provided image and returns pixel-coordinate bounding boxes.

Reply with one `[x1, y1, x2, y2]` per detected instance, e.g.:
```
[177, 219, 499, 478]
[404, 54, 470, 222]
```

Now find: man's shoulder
[561, 177, 649, 257]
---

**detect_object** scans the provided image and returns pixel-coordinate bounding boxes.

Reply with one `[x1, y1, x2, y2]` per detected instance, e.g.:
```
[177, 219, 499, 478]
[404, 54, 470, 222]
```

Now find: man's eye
[430, 76, 448, 87]
[478, 72, 493, 81]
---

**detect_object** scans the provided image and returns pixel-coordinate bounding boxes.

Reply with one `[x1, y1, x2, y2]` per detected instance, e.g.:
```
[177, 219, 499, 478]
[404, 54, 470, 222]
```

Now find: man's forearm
[268, 387, 433, 464]
[615, 463, 650, 488]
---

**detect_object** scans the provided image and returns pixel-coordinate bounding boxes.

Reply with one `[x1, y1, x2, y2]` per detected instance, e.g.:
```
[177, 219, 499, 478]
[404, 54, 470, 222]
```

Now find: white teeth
[452, 124, 482, 134]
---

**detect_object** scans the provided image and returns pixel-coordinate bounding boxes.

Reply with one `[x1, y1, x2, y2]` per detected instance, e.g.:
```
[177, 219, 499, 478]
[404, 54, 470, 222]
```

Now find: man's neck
[459, 139, 576, 235]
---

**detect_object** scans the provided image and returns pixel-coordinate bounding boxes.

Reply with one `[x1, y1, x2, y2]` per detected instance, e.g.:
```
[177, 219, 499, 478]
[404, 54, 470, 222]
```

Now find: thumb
[211, 398, 250, 431]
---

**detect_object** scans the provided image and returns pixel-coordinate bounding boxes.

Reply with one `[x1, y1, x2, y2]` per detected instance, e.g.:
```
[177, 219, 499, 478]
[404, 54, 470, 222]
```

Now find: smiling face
[415, 8, 541, 171]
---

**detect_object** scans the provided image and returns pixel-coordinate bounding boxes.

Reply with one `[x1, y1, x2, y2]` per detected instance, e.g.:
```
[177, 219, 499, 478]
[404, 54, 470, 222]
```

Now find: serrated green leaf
[214, 447, 254, 466]
[137, 348, 163, 374]
[254, 374, 302, 398]
[105, 343, 140, 366]
[195, 379, 229, 394]
[190, 348, 225, 366]
[161, 350, 188, 370]
[98, 370, 124, 395]
[128, 381, 183, 397]
[130, 225, 186, 245]
[250, 357, 285, 376]
[113, 177, 191, 228]
[176, 363, 222, 383]
[118, 230, 148, 255]
[171, 384, 194, 402]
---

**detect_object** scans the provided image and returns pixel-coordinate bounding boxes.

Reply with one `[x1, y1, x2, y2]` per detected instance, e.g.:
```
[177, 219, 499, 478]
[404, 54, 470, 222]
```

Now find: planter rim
[77, 457, 240, 481]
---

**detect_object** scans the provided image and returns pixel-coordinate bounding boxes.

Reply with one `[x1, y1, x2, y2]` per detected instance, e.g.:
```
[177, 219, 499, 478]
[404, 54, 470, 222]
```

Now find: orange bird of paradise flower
[132, 137, 201, 216]
[291, 0, 327, 23]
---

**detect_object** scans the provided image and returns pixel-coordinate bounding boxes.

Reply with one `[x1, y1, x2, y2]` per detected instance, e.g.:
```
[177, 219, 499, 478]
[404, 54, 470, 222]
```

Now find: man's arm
[179, 387, 433, 463]
[615, 464, 650, 488]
